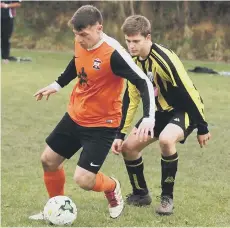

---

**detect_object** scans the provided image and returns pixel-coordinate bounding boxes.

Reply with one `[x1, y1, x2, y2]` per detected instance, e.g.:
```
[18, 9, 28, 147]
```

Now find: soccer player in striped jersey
[112, 15, 211, 215]
[29, 6, 155, 221]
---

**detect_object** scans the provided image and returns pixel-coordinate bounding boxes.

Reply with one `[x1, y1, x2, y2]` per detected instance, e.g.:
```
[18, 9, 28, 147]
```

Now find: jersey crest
[93, 58, 102, 70]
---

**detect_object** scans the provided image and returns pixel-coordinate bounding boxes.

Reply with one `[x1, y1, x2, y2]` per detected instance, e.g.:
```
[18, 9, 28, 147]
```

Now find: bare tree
[130, 0, 135, 15]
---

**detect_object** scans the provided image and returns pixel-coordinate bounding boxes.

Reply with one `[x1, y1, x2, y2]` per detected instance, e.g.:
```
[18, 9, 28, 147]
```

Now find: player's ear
[97, 24, 103, 33]
[146, 34, 151, 41]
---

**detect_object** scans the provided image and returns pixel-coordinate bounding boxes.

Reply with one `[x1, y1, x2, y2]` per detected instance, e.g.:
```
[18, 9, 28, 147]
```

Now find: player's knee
[122, 142, 138, 158]
[40, 153, 50, 169]
[41, 153, 57, 171]
[73, 172, 95, 190]
[159, 134, 174, 150]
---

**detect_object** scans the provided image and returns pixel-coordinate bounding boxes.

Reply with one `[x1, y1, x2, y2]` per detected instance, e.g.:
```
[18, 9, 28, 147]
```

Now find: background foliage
[12, 1, 230, 61]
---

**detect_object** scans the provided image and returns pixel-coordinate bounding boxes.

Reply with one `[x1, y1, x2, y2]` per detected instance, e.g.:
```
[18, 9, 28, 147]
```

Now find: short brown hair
[68, 5, 103, 31]
[121, 15, 151, 37]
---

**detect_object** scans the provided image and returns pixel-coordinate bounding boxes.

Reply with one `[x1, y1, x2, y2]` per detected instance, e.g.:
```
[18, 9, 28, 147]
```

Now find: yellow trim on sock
[133, 174, 144, 190]
[126, 161, 143, 167]
[161, 157, 178, 162]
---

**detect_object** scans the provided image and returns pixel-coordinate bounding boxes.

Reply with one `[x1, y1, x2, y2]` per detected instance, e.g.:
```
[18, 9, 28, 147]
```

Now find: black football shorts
[135, 110, 196, 143]
[46, 112, 117, 173]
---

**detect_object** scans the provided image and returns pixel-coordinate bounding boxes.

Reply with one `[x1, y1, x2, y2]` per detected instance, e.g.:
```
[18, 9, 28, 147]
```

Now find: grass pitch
[1, 49, 230, 227]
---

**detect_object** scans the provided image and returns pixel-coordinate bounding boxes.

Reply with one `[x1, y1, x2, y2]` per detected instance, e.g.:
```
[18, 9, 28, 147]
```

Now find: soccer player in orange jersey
[29, 6, 155, 220]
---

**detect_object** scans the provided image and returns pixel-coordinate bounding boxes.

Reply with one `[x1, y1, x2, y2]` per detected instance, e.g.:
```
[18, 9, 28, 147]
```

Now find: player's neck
[139, 41, 152, 60]
[87, 32, 104, 51]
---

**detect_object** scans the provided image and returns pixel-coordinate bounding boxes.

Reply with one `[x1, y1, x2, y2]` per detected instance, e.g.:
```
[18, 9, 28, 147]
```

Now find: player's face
[125, 33, 150, 56]
[73, 23, 103, 49]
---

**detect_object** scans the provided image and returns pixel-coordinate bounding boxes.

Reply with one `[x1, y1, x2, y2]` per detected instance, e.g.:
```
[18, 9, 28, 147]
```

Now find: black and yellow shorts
[46, 112, 117, 173]
[135, 110, 196, 143]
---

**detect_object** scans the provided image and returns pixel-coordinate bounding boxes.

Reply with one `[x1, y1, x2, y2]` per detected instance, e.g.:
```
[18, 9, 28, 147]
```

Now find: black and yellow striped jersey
[117, 43, 208, 139]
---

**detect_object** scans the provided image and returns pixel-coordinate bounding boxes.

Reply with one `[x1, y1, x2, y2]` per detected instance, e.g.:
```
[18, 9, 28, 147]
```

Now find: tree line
[12, 1, 230, 62]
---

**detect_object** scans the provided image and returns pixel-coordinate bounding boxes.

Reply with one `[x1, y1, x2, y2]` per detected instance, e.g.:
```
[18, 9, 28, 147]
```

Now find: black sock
[161, 152, 178, 199]
[124, 157, 148, 196]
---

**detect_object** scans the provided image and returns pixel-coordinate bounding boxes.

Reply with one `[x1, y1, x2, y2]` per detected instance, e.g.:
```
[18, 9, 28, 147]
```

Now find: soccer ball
[43, 196, 77, 226]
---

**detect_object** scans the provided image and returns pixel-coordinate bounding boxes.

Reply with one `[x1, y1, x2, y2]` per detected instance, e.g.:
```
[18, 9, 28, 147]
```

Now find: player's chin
[79, 43, 87, 49]
[130, 51, 138, 56]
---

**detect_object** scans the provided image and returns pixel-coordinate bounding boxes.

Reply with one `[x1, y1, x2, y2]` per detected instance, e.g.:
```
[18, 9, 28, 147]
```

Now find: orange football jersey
[68, 41, 125, 128]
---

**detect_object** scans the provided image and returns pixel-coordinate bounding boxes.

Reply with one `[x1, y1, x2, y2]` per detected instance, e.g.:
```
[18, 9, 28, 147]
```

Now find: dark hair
[68, 5, 103, 31]
[121, 15, 151, 37]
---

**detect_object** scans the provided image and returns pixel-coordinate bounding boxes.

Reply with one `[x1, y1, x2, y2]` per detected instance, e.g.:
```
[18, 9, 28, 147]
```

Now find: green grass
[2, 49, 230, 227]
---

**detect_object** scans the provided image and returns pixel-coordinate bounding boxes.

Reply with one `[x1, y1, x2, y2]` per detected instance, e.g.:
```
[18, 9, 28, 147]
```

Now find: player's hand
[197, 132, 211, 148]
[33, 81, 61, 101]
[34, 87, 57, 101]
[136, 117, 155, 142]
[111, 139, 124, 155]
